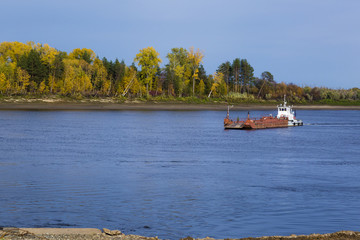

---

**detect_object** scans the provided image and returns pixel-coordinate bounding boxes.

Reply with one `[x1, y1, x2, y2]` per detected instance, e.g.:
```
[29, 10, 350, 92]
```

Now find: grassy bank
[1, 95, 360, 106]
[1, 98, 360, 111]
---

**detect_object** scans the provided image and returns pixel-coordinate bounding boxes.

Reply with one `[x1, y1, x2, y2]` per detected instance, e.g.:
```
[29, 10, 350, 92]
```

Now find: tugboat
[224, 96, 303, 130]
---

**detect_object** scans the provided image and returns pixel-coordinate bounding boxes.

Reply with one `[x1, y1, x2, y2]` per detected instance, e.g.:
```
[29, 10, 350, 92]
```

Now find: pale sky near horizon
[1, 0, 359, 89]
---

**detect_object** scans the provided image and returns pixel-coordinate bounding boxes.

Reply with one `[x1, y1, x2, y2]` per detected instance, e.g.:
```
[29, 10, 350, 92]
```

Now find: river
[0, 109, 359, 239]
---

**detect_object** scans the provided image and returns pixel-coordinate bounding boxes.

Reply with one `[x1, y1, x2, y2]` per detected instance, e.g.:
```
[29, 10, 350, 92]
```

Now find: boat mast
[226, 105, 233, 119]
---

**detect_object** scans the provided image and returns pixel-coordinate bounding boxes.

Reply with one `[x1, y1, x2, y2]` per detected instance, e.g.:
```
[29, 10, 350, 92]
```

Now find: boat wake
[306, 123, 360, 126]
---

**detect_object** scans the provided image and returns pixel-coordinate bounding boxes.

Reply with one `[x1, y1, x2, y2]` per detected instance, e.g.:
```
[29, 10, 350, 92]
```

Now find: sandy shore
[1, 228, 359, 240]
[0, 102, 360, 111]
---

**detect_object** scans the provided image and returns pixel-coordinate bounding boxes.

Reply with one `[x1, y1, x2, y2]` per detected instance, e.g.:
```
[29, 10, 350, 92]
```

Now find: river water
[0, 109, 359, 239]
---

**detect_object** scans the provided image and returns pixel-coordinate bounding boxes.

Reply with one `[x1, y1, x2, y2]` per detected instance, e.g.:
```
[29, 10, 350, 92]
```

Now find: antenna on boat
[226, 105, 233, 119]
[284, 94, 287, 107]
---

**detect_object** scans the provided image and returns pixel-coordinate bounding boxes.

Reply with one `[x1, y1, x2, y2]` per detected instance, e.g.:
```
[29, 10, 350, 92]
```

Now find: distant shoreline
[0, 101, 360, 111]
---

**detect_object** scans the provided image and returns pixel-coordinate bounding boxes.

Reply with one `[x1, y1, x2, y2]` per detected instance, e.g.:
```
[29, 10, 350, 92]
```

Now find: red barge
[224, 96, 303, 130]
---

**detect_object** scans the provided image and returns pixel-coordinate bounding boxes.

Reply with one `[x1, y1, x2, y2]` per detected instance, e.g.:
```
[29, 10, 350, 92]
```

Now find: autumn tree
[0, 72, 11, 94]
[69, 48, 96, 64]
[0, 58, 15, 90]
[2, 41, 360, 103]
[16, 68, 30, 94]
[17, 49, 49, 85]
[276, 82, 287, 98]
[188, 47, 204, 95]
[198, 80, 205, 96]
[197, 64, 210, 96]
[208, 72, 226, 98]
[92, 58, 110, 95]
[35, 43, 59, 68]
[0, 41, 32, 64]
[49, 51, 66, 93]
[118, 66, 142, 97]
[134, 47, 162, 95]
[61, 58, 92, 95]
[34, 44, 60, 93]
[166, 47, 190, 96]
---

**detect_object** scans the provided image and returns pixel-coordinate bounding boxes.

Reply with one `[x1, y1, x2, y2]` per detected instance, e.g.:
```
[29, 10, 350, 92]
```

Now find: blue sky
[1, 0, 359, 88]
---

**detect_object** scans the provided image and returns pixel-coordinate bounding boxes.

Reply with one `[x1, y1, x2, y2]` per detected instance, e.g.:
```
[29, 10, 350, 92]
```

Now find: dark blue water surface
[0, 110, 360, 239]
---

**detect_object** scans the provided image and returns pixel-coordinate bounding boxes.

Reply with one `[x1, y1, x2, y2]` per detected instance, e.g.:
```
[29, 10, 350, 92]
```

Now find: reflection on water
[0, 110, 360, 239]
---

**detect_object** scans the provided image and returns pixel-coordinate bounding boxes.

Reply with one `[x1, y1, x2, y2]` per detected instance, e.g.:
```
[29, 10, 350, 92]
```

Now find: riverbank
[1, 101, 360, 111]
[1, 228, 359, 240]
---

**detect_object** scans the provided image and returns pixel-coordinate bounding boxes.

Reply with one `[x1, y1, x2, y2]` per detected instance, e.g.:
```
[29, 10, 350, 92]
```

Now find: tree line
[0, 41, 359, 103]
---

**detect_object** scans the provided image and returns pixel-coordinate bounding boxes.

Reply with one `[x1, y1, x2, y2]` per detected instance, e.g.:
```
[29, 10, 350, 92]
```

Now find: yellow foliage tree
[198, 80, 205, 96]
[48, 75, 57, 93]
[93, 59, 110, 95]
[208, 72, 226, 98]
[62, 65, 75, 95]
[118, 67, 141, 97]
[102, 80, 111, 95]
[134, 47, 162, 94]
[0, 41, 32, 63]
[38, 80, 48, 94]
[166, 47, 191, 96]
[72, 67, 92, 94]
[16, 67, 30, 94]
[62, 58, 93, 95]
[188, 47, 204, 95]
[75, 70, 92, 94]
[69, 48, 96, 64]
[0, 72, 11, 94]
[36, 43, 59, 66]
